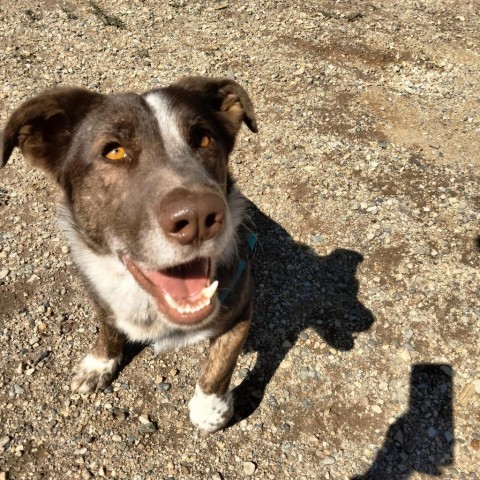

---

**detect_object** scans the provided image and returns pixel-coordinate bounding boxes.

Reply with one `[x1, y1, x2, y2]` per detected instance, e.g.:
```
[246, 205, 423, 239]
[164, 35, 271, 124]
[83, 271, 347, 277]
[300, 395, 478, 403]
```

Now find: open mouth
[123, 257, 217, 325]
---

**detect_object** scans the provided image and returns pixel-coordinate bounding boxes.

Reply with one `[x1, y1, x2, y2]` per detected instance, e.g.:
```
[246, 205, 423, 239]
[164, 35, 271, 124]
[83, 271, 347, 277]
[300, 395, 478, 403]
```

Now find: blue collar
[218, 231, 257, 303]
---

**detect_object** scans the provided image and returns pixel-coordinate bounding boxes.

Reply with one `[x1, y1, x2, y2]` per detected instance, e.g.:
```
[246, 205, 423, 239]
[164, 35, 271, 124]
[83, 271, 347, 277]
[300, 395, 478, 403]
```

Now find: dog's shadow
[232, 201, 375, 421]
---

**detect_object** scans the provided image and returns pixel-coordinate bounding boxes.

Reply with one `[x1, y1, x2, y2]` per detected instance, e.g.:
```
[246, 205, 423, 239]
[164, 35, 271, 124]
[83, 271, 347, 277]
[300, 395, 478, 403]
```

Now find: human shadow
[232, 201, 375, 421]
[351, 364, 454, 479]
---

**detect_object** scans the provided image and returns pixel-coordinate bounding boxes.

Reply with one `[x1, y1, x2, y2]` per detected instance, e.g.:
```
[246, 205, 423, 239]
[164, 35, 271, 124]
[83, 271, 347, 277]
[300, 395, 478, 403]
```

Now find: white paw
[188, 384, 233, 433]
[71, 354, 121, 394]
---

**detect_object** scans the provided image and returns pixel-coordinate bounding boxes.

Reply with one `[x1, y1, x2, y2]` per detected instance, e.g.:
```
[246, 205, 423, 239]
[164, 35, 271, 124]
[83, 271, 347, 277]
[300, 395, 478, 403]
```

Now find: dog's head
[1, 77, 257, 326]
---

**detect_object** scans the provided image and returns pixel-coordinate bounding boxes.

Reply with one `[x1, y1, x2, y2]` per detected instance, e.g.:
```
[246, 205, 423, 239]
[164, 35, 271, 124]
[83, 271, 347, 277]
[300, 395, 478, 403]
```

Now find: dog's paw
[188, 384, 233, 434]
[71, 354, 121, 394]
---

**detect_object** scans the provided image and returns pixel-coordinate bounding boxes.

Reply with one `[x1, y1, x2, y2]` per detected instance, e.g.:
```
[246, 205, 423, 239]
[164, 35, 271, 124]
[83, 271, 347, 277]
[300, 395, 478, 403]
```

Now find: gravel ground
[1, 1, 479, 479]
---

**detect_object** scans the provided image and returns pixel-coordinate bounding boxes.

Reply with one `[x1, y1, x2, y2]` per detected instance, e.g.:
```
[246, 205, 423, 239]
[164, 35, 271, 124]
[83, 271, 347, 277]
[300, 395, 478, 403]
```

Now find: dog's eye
[104, 145, 127, 161]
[199, 136, 211, 148]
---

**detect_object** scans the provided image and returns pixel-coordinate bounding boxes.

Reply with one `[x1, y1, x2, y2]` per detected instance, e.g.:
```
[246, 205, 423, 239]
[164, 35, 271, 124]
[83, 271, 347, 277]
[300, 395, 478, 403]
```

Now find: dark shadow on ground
[351, 364, 454, 479]
[232, 201, 375, 421]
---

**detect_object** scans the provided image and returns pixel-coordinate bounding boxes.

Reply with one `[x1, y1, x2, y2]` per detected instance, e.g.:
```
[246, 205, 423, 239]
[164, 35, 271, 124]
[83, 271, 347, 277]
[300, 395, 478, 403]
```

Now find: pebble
[243, 461, 257, 476]
[299, 332, 309, 341]
[399, 349, 411, 361]
[139, 414, 151, 425]
[139, 422, 158, 434]
[157, 382, 171, 392]
[321, 456, 336, 465]
[427, 427, 437, 438]
[279, 360, 292, 369]
[0, 269, 9, 279]
[34, 350, 50, 364]
[473, 379, 480, 394]
[0, 436, 11, 449]
[13, 384, 24, 395]
[371, 405, 382, 414]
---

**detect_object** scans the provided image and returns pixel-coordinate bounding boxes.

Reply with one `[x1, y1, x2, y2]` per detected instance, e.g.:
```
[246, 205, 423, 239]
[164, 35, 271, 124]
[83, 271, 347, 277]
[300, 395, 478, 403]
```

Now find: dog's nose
[159, 188, 225, 246]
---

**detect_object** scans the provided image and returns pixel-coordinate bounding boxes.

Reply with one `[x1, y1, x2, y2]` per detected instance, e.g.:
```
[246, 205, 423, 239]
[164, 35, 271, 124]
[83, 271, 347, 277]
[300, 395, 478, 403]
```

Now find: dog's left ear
[175, 76, 258, 134]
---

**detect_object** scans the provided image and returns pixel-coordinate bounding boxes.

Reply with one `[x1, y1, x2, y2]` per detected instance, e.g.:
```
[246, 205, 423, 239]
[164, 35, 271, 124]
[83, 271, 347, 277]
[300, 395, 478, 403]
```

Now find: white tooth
[201, 280, 218, 300]
[164, 292, 178, 310]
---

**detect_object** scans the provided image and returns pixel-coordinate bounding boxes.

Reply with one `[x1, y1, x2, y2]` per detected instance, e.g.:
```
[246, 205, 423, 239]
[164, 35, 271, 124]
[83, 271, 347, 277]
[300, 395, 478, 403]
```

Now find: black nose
[159, 188, 225, 247]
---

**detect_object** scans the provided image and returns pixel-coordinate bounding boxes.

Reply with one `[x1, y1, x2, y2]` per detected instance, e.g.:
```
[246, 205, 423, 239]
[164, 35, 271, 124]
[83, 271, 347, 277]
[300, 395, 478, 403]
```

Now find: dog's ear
[1, 87, 101, 183]
[175, 76, 258, 134]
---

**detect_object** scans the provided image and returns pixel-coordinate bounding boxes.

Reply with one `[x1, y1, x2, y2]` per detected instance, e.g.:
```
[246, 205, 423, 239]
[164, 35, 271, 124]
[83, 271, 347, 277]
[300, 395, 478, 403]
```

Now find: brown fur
[1, 77, 258, 432]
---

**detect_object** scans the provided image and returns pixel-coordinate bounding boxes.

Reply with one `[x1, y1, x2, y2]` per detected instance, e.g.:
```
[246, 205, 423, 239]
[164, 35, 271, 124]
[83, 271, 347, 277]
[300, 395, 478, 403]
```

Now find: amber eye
[199, 136, 211, 148]
[104, 146, 126, 161]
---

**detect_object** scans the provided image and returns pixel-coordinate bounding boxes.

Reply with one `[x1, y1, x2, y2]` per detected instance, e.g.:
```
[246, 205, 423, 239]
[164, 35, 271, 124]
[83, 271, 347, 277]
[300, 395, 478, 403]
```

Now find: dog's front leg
[71, 309, 125, 394]
[189, 305, 252, 433]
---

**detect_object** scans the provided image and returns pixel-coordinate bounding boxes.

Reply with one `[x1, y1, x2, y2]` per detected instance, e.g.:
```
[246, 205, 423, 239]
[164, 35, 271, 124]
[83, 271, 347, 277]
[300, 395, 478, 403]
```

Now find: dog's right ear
[1, 87, 101, 184]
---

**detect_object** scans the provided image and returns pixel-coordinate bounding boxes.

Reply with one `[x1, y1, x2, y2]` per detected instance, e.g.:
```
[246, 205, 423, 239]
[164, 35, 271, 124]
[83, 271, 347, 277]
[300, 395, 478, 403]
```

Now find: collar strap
[218, 231, 257, 303]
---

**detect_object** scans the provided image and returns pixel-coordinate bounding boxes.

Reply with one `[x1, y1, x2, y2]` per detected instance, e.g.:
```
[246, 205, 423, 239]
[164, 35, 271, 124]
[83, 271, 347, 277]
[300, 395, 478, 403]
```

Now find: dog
[1, 77, 258, 433]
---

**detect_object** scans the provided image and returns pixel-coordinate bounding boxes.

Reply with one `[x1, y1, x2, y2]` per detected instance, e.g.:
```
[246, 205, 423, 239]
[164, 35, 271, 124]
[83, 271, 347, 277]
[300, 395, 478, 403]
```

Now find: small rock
[0, 269, 9, 279]
[427, 427, 437, 438]
[169, 368, 179, 377]
[243, 461, 256, 476]
[157, 382, 171, 391]
[472, 379, 480, 394]
[13, 384, 24, 395]
[459, 382, 475, 406]
[279, 360, 292, 369]
[444, 431, 453, 442]
[399, 349, 411, 361]
[139, 422, 157, 434]
[440, 366, 452, 376]
[113, 409, 127, 421]
[0, 436, 11, 448]
[321, 456, 336, 465]
[139, 414, 151, 425]
[371, 405, 382, 414]
[112, 434, 122, 442]
[34, 350, 50, 365]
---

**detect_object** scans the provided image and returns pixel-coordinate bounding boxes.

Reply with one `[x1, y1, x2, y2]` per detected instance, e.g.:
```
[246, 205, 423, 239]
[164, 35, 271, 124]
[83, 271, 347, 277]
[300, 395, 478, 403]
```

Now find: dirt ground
[0, 1, 479, 479]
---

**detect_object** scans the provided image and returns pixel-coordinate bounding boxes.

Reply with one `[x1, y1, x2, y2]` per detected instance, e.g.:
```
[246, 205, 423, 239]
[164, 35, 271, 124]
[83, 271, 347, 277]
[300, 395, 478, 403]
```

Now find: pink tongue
[144, 259, 209, 300]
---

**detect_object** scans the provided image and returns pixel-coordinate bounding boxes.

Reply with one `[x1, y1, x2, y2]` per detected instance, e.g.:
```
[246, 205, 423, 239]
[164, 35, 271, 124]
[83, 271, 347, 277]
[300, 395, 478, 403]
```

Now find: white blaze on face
[144, 92, 185, 151]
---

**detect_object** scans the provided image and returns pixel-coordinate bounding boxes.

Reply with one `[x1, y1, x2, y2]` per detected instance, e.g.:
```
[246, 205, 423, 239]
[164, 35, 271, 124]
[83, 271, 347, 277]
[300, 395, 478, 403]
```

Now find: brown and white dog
[1, 77, 258, 433]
